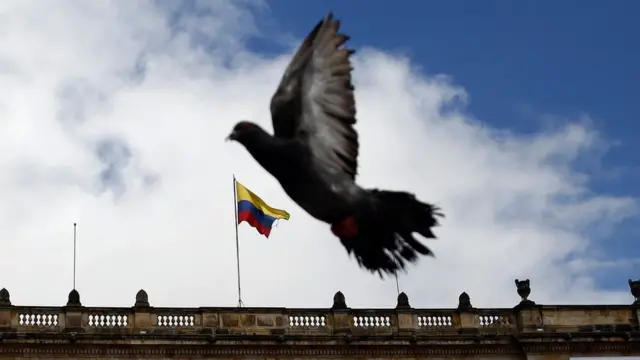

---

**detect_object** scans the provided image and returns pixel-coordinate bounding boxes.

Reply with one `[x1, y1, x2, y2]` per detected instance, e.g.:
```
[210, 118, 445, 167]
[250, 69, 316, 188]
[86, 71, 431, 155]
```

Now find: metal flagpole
[233, 175, 244, 307]
[73, 223, 77, 290]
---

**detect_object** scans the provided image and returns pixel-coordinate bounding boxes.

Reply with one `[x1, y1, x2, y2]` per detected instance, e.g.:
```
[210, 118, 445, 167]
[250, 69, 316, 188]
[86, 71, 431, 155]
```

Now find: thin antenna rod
[233, 175, 244, 307]
[73, 223, 77, 290]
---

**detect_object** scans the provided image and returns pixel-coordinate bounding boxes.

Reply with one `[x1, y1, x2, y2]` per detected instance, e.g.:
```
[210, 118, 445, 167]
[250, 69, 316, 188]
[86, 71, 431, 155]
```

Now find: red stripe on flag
[238, 210, 272, 238]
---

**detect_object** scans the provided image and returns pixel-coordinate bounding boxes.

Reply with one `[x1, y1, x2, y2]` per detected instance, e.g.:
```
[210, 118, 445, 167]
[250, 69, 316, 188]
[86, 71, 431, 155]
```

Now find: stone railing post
[513, 278, 541, 332]
[132, 289, 153, 332]
[629, 279, 640, 329]
[62, 289, 83, 332]
[455, 292, 480, 333]
[200, 308, 220, 334]
[328, 291, 351, 334]
[395, 292, 415, 335]
[0, 288, 11, 329]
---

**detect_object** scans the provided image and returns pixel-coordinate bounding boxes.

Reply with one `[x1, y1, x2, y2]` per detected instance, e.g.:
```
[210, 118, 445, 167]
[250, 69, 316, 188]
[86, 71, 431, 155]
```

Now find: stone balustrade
[0, 278, 639, 359]
[1, 278, 640, 336]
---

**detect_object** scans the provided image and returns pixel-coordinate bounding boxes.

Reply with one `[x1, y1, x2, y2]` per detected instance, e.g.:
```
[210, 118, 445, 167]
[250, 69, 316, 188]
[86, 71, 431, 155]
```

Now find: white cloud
[0, 0, 636, 310]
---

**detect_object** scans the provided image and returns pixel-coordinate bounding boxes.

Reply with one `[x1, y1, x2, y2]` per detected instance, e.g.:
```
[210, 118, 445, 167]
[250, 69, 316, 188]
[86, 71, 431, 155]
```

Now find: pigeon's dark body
[234, 130, 357, 223]
[228, 13, 443, 276]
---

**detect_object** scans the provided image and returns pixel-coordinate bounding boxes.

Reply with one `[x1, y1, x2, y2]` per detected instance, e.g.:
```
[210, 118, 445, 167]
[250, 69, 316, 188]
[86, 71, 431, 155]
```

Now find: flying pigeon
[226, 12, 444, 276]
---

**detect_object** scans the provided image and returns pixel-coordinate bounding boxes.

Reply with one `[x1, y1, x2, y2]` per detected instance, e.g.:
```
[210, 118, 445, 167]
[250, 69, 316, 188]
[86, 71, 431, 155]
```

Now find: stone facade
[0, 279, 639, 359]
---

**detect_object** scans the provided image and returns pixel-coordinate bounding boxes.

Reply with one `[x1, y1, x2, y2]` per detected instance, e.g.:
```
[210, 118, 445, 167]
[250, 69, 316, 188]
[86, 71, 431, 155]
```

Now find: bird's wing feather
[270, 17, 325, 139]
[270, 13, 359, 180]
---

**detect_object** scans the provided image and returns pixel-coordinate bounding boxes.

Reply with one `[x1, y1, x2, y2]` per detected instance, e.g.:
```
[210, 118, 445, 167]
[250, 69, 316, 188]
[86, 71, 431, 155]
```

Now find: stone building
[1, 278, 640, 359]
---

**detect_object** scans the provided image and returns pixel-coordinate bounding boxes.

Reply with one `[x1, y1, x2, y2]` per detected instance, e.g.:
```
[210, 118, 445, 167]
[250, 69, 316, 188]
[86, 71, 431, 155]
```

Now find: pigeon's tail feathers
[336, 189, 443, 277]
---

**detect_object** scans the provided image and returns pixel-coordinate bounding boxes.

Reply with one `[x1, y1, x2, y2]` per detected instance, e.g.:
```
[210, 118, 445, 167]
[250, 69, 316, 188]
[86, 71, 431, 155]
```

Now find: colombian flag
[235, 181, 290, 238]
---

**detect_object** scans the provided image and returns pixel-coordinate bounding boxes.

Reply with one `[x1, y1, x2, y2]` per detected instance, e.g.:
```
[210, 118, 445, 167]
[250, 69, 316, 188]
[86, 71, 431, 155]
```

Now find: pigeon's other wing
[298, 13, 359, 180]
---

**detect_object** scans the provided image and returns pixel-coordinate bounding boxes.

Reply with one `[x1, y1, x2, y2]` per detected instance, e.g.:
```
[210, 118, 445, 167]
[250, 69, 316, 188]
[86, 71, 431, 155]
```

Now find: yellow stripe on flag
[235, 181, 290, 220]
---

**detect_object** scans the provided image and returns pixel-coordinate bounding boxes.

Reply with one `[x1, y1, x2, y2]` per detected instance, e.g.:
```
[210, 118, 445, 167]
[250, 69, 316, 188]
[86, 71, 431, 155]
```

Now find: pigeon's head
[226, 121, 262, 144]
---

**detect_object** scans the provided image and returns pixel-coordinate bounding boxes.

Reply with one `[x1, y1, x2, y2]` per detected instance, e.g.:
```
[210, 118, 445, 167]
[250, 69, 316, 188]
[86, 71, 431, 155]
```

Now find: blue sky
[252, 0, 640, 290]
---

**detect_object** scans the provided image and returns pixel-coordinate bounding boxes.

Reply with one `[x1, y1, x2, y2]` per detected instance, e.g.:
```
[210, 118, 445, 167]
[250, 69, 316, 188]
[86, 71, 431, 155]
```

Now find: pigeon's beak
[225, 131, 237, 142]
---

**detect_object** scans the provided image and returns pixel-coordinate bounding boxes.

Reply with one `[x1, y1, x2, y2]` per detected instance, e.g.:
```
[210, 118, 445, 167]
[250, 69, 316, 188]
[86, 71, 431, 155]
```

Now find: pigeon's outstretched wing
[270, 12, 359, 180]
